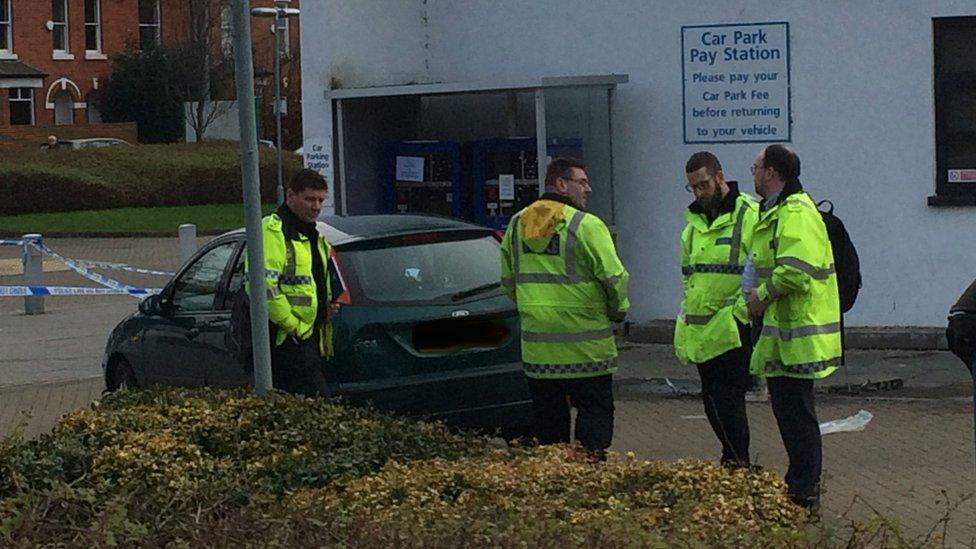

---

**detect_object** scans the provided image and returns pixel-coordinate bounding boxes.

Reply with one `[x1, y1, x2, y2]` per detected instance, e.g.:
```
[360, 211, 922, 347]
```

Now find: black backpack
[817, 200, 862, 314]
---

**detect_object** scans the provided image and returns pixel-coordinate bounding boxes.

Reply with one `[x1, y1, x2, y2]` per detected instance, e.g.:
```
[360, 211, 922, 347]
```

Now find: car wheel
[107, 358, 139, 392]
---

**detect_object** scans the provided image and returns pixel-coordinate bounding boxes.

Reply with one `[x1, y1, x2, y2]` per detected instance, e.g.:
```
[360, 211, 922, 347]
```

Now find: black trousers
[767, 376, 821, 504]
[696, 344, 752, 466]
[526, 374, 614, 452]
[271, 332, 330, 397]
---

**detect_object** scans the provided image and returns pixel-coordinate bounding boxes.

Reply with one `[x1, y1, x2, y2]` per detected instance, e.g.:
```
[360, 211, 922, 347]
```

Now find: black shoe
[789, 495, 821, 522]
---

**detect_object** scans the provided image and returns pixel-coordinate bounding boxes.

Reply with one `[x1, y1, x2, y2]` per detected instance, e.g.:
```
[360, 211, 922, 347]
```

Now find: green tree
[96, 46, 186, 144]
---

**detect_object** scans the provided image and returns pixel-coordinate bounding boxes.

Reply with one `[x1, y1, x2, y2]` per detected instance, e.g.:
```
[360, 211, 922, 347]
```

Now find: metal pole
[232, 0, 273, 396]
[22, 233, 43, 315]
[274, 11, 284, 206]
[178, 223, 197, 266]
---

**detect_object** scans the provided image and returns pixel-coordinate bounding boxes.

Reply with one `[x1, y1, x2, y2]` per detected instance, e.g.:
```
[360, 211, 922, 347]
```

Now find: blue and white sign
[682, 22, 791, 143]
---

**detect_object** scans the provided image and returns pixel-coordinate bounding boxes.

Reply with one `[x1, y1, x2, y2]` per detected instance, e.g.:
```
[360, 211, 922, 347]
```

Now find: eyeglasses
[684, 179, 712, 194]
[750, 164, 766, 175]
[561, 176, 590, 187]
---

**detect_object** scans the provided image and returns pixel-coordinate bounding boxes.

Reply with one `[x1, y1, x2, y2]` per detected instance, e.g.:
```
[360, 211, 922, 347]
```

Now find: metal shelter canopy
[326, 74, 629, 100]
[327, 74, 628, 216]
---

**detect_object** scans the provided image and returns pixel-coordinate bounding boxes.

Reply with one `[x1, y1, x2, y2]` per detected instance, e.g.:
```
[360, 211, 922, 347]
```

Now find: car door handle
[185, 327, 201, 340]
[206, 319, 227, 327]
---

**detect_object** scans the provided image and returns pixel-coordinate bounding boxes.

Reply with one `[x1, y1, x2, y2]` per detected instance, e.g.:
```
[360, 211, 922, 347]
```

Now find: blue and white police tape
[0, 285, 160, 297]
[26, 241, 145, 293]
[72, 259, 174, 277]
[0, 239, 23, 246]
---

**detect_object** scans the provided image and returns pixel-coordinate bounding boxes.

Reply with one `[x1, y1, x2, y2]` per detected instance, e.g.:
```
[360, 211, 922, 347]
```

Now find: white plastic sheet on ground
[819, 409, 873, 435]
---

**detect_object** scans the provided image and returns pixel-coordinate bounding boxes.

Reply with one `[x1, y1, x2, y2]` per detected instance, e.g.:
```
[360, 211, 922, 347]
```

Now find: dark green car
[102, 215, 532, 436]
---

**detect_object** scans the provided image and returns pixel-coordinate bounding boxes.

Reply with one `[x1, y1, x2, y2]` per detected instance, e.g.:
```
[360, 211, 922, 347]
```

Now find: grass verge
[0, 203, 277, 235]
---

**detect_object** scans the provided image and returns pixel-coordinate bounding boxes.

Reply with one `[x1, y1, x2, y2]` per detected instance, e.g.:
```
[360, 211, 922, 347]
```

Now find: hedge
[0, 388, 889, 547]
[0, 142, 304, 215]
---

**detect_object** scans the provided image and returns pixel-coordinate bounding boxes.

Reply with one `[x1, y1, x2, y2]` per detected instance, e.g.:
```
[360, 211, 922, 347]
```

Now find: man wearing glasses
[674, 151, 758, 468]
[745, 144, 841, 513]
[500, 157, 630, 458]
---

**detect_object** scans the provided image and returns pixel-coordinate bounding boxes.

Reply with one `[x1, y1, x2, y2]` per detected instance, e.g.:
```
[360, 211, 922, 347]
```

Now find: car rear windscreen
[340, 233, 502, 304]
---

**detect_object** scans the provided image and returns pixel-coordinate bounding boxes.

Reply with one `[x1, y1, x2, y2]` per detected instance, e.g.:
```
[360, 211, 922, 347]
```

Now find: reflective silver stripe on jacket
[523, 327, 613, 343]
[680, 296, 737, 325]
[284, 239, 297, 277]
[501, 276, 515, 289]
[683, 313, 713, 325]
[286, 295, 312, 307]
[563, 211, 586, 278]
[755, 267, 773, 278]
[728, 202, 748, 264]
[776, 257, 836, 280]
[523, 358, 616, 375]
[762, 357, 841, 374]
[516, 272, 588, 284]
[761, 322, 841, 341]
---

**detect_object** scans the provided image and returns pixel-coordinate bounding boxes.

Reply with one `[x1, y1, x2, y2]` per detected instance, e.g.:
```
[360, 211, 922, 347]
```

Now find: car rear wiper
[451, 282, 501, 301]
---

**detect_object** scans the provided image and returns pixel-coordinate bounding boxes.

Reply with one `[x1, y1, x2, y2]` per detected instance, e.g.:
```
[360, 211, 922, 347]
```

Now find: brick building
[0, 0, 301, 144]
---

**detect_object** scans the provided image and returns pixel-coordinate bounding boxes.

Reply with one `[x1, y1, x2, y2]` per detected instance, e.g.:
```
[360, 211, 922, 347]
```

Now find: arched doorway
[53, 89, 73, 125]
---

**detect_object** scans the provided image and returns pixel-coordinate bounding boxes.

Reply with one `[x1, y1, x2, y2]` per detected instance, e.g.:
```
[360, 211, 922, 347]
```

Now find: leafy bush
[0, 142, 303, 215]
[96, 46, 187, 144]
[0, 388, 823, 547]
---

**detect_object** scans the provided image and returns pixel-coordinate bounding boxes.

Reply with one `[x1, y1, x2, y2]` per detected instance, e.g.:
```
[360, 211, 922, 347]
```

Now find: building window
[52, 0, 69, 52]
[934, 17, 976, 204]
[9, 88, 34, 125]
[85, 0, 101, 52]
[0, 0, 12, 53]
[138, 0, 160, 49]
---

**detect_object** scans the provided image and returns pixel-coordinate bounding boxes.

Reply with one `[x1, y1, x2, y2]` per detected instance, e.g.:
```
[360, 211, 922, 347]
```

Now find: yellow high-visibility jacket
[500, 195, 629, 379]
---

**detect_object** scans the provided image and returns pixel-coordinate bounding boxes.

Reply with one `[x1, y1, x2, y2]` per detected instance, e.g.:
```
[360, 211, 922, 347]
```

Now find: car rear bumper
[336, 361, 532, 434]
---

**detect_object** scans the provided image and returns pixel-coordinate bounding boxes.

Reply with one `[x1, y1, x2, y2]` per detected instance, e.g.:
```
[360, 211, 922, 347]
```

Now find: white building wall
[302, 0, 976, 327]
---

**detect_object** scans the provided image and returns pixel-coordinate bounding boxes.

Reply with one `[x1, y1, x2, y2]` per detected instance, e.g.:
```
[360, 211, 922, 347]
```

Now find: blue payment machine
[384, 141, 463, 219]
[468, 137, 583, 229]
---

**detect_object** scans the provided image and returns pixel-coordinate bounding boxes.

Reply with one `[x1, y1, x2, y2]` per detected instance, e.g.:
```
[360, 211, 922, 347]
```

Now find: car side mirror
[138, 293, 168, 317]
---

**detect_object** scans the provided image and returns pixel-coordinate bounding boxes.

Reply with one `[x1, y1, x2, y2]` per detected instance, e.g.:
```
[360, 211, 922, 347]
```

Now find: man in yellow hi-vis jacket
[745, 145, 842, 511]
[247, 169, 338, 396]
[500, 157, 630, 455]
[675, 151, 758, 468]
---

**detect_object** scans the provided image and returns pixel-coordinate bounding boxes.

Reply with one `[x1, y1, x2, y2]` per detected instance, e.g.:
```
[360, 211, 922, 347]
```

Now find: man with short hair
[247, 168, 338, 396]
[745, 145, 842, 511]
[675, 151, 757, 468]
[500, 157, 630, 456]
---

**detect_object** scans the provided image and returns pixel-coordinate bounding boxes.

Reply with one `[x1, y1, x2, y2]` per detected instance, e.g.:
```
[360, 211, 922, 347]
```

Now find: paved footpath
[1, 238, 975, 544]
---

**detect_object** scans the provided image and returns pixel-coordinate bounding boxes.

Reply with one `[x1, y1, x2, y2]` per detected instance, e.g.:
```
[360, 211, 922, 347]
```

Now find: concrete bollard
[178, 224, 197, 266]
[22, 233, 43, 315]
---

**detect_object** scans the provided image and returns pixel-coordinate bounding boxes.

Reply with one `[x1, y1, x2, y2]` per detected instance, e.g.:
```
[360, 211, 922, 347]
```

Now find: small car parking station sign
[682, 22, 791, 144]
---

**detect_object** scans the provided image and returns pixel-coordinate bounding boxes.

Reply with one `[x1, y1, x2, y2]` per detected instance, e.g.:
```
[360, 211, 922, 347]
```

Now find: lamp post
[251, 1, 300, 206]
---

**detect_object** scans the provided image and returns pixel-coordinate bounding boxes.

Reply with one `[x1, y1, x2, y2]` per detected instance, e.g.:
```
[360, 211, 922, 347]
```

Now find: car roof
[220, 214, 491, 246]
